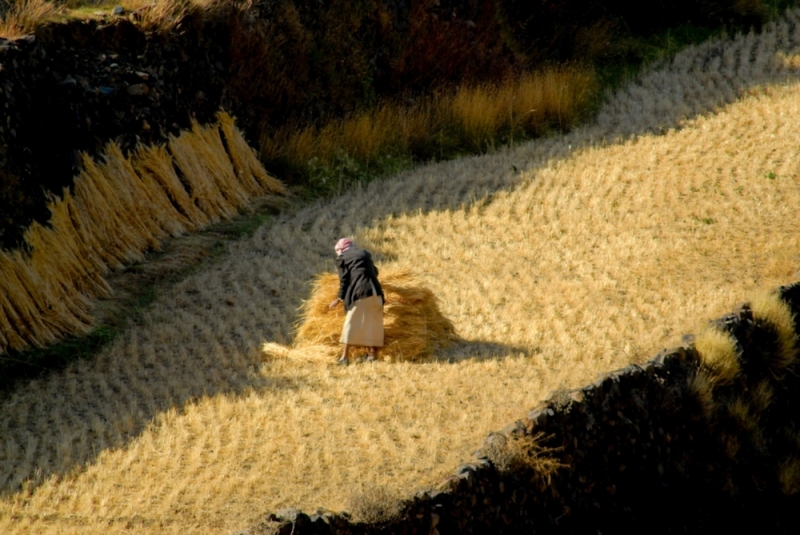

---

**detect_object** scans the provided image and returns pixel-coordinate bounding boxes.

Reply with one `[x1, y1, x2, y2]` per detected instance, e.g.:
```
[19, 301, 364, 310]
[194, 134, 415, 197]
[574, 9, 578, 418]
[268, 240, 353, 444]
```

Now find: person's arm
[366, 252, 384, 304]
[329, 257, 349, 310]
[336, 257, 350, 301]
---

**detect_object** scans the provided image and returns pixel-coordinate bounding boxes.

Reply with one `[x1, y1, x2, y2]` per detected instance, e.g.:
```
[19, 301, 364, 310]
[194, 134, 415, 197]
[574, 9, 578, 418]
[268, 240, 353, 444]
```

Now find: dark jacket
[336, 246, 384, 311]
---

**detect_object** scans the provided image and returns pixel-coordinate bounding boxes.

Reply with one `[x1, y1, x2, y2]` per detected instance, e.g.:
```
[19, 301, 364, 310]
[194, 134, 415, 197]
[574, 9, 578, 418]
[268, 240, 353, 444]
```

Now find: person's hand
[328, 298, 340, 311]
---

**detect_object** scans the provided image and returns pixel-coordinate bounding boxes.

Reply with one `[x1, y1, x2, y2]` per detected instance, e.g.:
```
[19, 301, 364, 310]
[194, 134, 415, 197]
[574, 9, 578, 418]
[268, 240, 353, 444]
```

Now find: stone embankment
[249, 282, 800, 534]
[0, 13, 231, 248]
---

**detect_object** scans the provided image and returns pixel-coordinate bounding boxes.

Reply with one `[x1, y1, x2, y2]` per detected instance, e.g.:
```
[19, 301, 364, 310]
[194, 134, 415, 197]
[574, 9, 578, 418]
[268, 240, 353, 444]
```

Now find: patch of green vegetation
[596, 23, 723, 96]
[300, 151, 415, 199]
[691, 215, 717, 225]
[0, 326, 116, 391]
[596, 0, 797, 96]
[226, 212, 272, 238]
[64, 2, 115, 16]
[133, 280, 158, 308]
[770, 0, 800, 16]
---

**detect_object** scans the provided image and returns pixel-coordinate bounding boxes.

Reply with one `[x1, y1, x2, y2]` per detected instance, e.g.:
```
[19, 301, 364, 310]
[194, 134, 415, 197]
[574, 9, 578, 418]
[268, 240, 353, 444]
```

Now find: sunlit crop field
[3, 11, 800, 534]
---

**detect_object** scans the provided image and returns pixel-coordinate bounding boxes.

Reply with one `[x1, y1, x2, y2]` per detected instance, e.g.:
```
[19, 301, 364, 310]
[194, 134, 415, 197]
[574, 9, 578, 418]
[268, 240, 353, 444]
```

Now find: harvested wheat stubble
[293, 268, 457, 362]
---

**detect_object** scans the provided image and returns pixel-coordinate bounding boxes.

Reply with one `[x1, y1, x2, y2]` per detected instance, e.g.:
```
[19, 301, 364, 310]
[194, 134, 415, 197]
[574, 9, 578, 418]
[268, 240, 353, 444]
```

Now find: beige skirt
[340, 295, 384, 347]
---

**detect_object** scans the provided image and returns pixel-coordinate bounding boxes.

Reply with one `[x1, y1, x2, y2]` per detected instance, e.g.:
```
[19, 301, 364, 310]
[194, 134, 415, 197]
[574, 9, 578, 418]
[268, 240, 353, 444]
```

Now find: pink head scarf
[334, 238, 353, 256]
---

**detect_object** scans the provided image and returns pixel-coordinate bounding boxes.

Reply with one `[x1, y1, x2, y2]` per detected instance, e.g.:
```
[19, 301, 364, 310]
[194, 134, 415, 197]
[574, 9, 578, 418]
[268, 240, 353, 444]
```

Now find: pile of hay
[292, 268, 456, 362]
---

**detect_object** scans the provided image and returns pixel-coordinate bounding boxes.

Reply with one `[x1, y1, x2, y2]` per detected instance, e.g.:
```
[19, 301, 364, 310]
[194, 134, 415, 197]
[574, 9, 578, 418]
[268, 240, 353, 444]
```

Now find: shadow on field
[434, 340, 539, 363]
[0, 336, 307, 497]
[5, 22, 800, 501]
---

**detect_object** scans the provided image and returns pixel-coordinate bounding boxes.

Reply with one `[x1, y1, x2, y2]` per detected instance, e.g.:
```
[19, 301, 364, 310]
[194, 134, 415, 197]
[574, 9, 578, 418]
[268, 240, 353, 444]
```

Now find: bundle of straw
[74, 151, 153, 266]
[133, 143, 209, 231]
[168, 120, 240, 222]
[217, 111, 288, 196]
[293, 268, 457, 362]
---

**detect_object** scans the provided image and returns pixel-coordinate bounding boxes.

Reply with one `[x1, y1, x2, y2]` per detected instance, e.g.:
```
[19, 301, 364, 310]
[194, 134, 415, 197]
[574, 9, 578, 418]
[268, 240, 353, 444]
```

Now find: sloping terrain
[2, 11, 800, 534]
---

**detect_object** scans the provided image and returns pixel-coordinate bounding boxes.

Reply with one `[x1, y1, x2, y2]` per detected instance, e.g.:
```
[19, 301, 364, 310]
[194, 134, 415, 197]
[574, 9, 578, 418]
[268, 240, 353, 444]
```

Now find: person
[328, 238, 385, 365]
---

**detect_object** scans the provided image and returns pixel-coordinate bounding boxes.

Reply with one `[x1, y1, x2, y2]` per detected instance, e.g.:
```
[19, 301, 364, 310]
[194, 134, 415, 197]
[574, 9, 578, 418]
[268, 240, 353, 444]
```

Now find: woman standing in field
[328, 238, 385, 365]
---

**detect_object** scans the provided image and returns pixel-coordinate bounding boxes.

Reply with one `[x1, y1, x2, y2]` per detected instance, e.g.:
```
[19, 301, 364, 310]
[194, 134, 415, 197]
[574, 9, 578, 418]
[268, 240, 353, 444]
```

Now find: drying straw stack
[0, 112, 286, 353]
[293, 269, 457, 362]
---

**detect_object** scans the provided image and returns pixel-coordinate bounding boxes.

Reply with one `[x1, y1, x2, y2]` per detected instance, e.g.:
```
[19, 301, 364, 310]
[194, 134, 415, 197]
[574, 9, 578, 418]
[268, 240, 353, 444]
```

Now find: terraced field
[3, 10, 800, 534]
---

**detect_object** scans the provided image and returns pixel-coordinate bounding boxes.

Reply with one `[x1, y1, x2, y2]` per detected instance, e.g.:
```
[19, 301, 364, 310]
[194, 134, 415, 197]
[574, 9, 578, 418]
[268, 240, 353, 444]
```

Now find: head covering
[335, 238, 353, 256]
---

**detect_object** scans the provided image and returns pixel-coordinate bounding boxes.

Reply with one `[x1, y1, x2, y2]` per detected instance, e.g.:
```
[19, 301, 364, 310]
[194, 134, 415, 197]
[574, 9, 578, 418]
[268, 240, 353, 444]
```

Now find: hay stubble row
[3, 12, 800, 534]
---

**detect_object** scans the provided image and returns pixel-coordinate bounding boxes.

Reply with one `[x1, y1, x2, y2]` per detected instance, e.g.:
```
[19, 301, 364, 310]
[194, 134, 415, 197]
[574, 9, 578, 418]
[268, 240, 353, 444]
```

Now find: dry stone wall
[249, 281, 800, 535]
[0, 13, 231, 249]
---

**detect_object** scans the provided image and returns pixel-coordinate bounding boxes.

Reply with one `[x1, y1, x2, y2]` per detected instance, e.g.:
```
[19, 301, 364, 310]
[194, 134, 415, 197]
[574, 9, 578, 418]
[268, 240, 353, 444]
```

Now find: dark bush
[498, 0, 771, 63]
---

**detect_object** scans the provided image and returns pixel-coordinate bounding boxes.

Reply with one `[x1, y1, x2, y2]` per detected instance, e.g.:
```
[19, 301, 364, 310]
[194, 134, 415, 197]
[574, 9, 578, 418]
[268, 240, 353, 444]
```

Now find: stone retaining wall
[249, 281, 800, 534]
[0, 13, 231, 248]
